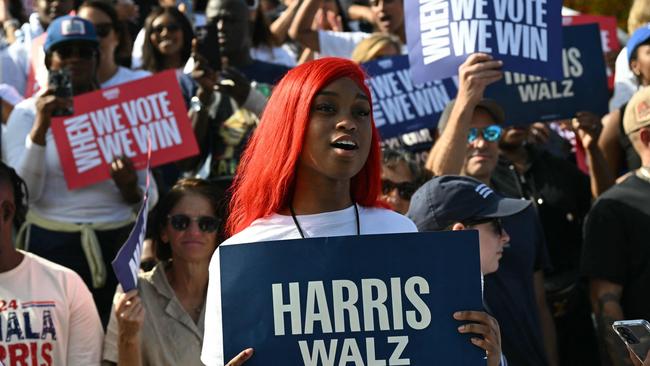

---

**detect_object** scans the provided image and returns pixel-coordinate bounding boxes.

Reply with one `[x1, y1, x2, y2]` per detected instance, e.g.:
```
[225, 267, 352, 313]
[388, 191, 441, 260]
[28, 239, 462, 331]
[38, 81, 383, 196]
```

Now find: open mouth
[330, 141, 358, 151]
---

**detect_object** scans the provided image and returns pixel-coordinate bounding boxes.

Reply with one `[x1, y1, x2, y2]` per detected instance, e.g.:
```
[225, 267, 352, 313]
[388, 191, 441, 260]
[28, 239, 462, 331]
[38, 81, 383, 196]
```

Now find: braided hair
[0, 162, 28, 230]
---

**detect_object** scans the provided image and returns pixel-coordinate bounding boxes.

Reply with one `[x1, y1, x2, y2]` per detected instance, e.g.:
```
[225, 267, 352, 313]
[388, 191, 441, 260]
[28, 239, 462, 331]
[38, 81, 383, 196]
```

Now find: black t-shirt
[484, 205, 551, 366]
[491, 145, 591, 278]
[581, 175, 650, 320]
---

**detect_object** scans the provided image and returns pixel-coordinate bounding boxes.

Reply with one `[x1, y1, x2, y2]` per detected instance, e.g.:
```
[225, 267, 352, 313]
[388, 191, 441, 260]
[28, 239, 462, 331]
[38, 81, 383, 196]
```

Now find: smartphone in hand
[613, 319, 650, 362]
[48, 68, 74, 116]
[195, 20, 221, 72]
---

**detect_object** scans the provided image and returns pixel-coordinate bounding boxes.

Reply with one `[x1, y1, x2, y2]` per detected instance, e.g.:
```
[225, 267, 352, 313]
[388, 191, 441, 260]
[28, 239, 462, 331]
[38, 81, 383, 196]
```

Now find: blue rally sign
[406, 0, 563, 84]
[216, 231, 486, 365]
[485, 24, 609, 125]
[111, 188, 149, 292]
[362, 55, 458, 155]
[112, 142, 152, 292]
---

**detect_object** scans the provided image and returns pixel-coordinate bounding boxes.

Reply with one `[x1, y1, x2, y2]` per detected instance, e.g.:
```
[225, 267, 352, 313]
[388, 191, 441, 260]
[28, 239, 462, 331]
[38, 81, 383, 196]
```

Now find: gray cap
[437, 98, 505, 133]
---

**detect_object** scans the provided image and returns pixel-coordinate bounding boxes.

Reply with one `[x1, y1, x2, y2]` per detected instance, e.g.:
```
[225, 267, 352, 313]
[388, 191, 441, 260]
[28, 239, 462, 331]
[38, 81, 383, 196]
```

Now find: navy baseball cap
[44, 16, 99, 54]
[628, 23, 650, 61]
[406, 175, 531, 232]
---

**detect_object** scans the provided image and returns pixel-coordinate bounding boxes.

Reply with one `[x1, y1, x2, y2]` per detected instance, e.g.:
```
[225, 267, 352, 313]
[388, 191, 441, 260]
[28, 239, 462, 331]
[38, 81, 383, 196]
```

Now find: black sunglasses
[54, 44, 97, 59]
[381, 179, 418, 200]
[168, 214, 220, 233]
[463, 217, 504, 236]
[152, 23, 180, 34]
[94, 22, 114, 38]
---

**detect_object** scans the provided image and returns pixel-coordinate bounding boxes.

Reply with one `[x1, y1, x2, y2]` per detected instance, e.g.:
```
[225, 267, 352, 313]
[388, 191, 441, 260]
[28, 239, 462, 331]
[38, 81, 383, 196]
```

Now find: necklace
[637, 166, 650, 183]
[289, 203, 360, 238]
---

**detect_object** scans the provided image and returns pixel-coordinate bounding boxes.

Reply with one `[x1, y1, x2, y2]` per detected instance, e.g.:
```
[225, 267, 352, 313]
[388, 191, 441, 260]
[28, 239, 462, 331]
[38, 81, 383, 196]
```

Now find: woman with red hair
[224, 57, 417, 240]
[202, 57, 505, 366]
[201, 57, 417, 366]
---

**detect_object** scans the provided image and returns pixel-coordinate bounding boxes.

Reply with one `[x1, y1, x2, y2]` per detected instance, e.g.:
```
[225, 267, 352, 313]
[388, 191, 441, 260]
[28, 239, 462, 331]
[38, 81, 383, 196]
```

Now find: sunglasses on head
[463, 217, 504, 236]
[152, 23, 180, 34]
[53, 44, 97, 59]
[168, 214, 220, 233]
[381, 179, 418, 200]
[467, 125, 503, 143]
[93, 22, 114, 38]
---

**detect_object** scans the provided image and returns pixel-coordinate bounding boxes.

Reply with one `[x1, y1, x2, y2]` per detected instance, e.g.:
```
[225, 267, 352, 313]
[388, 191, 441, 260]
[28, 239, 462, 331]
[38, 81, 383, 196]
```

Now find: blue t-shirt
[484, 205, 551, 366]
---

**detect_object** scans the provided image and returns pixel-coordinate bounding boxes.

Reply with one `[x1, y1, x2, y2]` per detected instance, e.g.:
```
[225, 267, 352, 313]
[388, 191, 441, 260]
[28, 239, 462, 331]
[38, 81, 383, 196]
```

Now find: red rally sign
[51, 70, 199, 190]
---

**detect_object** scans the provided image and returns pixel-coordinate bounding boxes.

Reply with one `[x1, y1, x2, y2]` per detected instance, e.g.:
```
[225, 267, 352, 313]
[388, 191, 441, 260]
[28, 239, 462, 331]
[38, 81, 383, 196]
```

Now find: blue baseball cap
[406, 175, 531, 232]
[44, 16, 99, 54]
[627, 24, 650, 61]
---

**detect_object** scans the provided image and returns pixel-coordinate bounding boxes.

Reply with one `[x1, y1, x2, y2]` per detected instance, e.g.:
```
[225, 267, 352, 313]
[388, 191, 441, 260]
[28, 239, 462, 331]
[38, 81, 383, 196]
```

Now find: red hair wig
[226, 57, 384, 236]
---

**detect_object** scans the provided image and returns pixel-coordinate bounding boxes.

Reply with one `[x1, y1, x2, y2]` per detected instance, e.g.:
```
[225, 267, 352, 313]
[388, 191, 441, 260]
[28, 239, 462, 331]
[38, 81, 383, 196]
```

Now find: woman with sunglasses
[102, 178, 225, 366]
[200, 58, 503, 366]
[380, 147, 424, 214]
[78, 0, 150, 87]
[141, 6, 196, 105]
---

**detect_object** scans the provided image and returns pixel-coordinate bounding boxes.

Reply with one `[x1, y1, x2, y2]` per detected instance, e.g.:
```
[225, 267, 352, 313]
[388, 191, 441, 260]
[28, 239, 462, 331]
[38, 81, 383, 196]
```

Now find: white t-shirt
[250, 45, 297, 68]
[318, 30, 371, 59]
[200, 205, 417, 366]
[610, 46, 638, 111]
[101, 67, 151, 89]
[2, 98, 157, 223]
[0, 251, 103, 366]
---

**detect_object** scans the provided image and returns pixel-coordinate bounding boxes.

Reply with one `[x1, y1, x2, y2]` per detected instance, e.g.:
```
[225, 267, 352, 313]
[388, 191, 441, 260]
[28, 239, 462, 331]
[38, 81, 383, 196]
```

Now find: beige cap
[437, 98, 506, 133]
[624, 87, 650, 135]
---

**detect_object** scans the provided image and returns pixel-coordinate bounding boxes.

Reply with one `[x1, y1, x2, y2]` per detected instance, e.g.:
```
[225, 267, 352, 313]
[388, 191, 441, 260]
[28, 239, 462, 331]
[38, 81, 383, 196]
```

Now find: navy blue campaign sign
[112, 141, 152, 292]
[405, 0, 563, 84]
[112, 192, 149, 291]
[219, 231, 485, 365]
[485, 24, 609, 125]
[362, 55, 457, 154]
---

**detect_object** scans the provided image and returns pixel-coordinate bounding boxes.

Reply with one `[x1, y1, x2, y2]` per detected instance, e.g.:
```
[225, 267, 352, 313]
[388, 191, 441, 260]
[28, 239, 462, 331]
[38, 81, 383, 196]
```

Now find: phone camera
[617, 327, 640, 344]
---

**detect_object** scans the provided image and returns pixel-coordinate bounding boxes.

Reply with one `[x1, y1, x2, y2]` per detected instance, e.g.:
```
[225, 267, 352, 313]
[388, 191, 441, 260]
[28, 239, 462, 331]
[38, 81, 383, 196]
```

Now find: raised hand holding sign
[406, 0, 563, 84]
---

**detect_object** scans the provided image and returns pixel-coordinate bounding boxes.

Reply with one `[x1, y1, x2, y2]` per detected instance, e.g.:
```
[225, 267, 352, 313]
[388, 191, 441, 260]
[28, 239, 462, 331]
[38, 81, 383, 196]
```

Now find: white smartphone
[613, 319, 650, 362]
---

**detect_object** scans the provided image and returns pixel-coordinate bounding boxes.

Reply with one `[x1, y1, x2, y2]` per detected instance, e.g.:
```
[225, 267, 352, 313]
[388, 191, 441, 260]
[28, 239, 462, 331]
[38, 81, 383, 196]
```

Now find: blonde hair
[351, 33, 401, 64]
[628, 0, 650, 35]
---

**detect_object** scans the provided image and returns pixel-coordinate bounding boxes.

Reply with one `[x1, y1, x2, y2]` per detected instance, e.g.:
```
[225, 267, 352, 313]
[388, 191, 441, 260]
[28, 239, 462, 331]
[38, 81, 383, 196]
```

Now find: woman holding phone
[200, 57, 503, 366]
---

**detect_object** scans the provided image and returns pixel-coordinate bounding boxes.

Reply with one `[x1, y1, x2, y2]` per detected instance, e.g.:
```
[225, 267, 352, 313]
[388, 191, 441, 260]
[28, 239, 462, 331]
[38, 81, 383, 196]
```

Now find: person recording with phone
[183, 0, 290, 189]
[2, 16, 157, 327]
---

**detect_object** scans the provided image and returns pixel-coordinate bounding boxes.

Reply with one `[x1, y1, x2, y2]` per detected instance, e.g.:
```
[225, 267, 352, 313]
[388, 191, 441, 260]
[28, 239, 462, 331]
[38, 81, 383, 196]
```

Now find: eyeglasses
[168, 214, 220, 233]
[93, 22, 114, 38]
[53, 44, 97, 59]
[467, 125, 503, 143]
[152, 23, 180, 34]
[463, 217, 505, 236]
[381, 179, 418, 200]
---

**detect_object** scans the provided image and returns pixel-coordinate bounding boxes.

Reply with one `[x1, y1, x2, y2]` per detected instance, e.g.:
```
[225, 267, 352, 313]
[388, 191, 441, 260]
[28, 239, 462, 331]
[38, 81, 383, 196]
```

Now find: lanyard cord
[289, 203, 360, 238]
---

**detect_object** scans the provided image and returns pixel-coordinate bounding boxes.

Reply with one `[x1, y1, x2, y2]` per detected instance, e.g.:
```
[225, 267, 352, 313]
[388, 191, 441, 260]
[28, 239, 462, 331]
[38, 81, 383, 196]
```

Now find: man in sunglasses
[425, 53, 561, 366]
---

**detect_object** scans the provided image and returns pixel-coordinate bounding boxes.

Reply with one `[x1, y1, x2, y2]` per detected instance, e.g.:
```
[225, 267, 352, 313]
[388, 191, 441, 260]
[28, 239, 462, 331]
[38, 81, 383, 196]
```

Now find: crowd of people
[0, 0, 649, 365]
